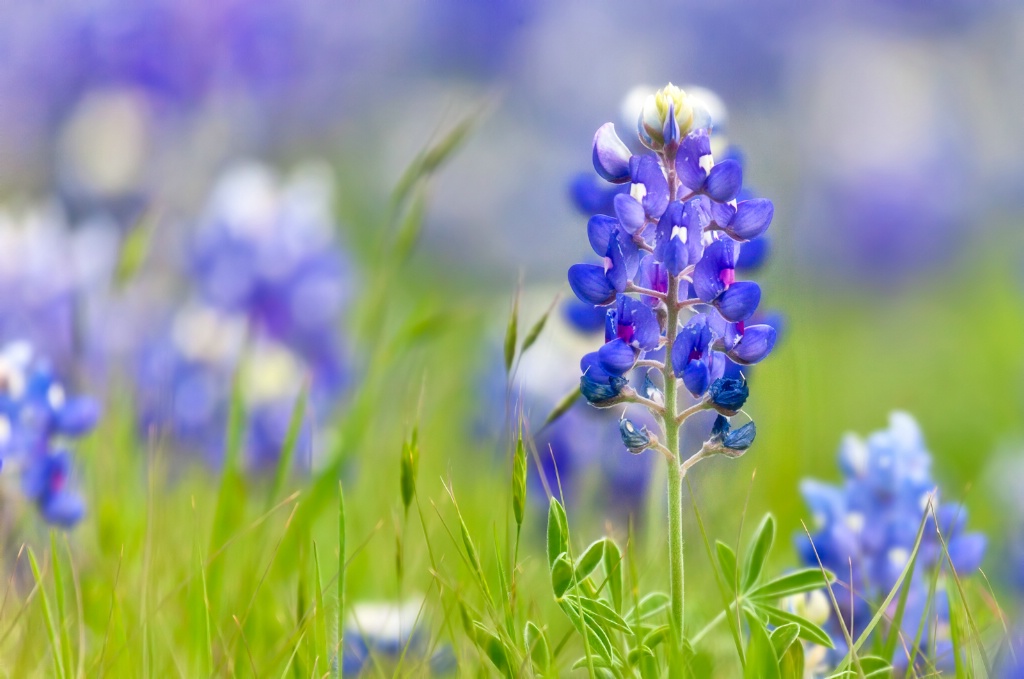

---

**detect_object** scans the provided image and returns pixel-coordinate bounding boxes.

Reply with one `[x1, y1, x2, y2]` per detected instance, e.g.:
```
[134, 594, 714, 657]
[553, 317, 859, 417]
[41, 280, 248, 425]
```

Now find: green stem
[663, 270, 686, 674]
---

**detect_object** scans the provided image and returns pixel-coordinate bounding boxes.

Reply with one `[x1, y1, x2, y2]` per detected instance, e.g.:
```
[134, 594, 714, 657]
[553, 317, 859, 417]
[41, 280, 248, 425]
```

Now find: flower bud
[619, 418, 651, 454]
[638, 84, 704, 151]
[705, 414, 756, 458]
[708, 377, 749, 415]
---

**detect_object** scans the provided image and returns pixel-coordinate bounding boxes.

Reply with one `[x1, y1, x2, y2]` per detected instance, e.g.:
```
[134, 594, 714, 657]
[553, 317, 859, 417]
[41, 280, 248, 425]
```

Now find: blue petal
[682, 361, 710, 397]
[598, 338, 637, 376]
[629, 302, 661, 351]
[715, 282, 761, 322]
[592, 123, 632, 184]
[563, 299, 607, 335]
[728, 199, 774, 241]
[692, 239, 734, 303]
[663, 102, 680, 148]
[675, 131, 710, 191]
[570, 172, 627, 216]
[633, 155, 670, 220]
[614, 194, 645, 235]
[604, 232, 629, 293]
[587, 215, 618, 256]
[568, 264, 615, 305]
[729, 324, 776, 365]
[704, 160, 743, 202]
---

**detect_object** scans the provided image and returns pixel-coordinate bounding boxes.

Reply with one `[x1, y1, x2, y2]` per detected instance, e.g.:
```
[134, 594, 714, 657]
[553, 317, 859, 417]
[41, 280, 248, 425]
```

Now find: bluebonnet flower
[0, 342, 97, 527]
[796, 412, 987, 670]
[569, 84, 777, 451]
[136, 162, 348, 469]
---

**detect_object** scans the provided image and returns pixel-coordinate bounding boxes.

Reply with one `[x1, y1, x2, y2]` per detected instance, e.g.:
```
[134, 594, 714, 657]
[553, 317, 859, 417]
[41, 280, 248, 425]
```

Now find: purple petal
[692, 239, 735, 303]
[635, 255, 667, 306]
[598, 338, 638, 375]
[41, 491, 85, 527]
[704, 160, 743, 203]
[682, 361, 710, 396]
[587, 215, 618, 256]
[614, 194, 646, 235]
[729, 324, 776, 365]
[727, 199, 774, 241]
[570, 172, 628, 216]
[716, 282, 761, 322]
[568, 264, 615, 305]
[592, 123, 632, 184]
[675, 131, 711, 191]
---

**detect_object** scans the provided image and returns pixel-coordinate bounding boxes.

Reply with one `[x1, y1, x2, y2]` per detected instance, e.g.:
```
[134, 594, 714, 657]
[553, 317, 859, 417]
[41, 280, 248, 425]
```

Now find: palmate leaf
[472, 623, 514, 678]
[770, 623, 800, 660]
[779, 636, 805, 679]
[524, 621, 551, 675]
[546, 499, 569, 568]
[602, 538, 624, 613]
[625, 592, 670, 625]
[551, 554, 575, 599]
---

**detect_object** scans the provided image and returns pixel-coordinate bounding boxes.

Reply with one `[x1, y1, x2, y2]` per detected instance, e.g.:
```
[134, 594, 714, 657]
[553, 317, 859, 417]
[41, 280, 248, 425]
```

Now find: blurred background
[1, 0, 1024, 661]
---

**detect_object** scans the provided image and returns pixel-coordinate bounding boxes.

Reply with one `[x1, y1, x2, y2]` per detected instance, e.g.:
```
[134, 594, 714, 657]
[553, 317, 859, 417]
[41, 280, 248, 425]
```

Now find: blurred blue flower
[0, 342, 96, 527]
[341, 597, 455, 677]
[796, 412, 987, 671]
[135, 162, 349, 469]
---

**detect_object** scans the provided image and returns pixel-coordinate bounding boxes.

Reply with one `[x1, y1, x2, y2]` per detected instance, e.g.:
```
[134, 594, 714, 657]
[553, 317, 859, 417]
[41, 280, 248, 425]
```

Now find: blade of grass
[338, 482, 346, 677]
[28, 547, 65, 679]
[49, 532, 73, 677]
[268, 383, 309, 511]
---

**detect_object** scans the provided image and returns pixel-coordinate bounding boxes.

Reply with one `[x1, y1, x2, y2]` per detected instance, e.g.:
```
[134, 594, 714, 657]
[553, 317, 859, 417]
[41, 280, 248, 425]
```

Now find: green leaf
[744, 610, 781, 679]
[49, 533, 73, 678]
[312, 543, 328, 668]
[602, 538, 624, 613]
[575, 540, 606, 583]
[557, 598, 614, 662]
[473, 624, 514, 678]
[642, 624, 672, 649]
[770, 623, 800, 660]
[625, 592, 670, 624]
[743, 514, 776, 591]
[749, 568, 834, 600]
[716, 540, 738, 592]
[524, 621, 550, 674]
[546, 498, 568, 569]
[755, 604, 834, 649]
[551, 554, 574, 599]
[541, 387, 581, 429]
[779, 636, 805, 679]
[572, 595, 632, 634]
[626, 645, 656, 666]
[503, 292, 519, 374]
[393, 184, 426, 262]
[571, 655, 614, 670]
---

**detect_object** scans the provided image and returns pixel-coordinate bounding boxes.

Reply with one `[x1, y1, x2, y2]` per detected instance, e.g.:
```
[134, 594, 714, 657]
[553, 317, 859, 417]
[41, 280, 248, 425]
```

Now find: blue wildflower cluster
[0, 342, 98, 527]
[136, 162, 349, 468]
[797, 412, 987, 669]
[569, 84, 776, 452]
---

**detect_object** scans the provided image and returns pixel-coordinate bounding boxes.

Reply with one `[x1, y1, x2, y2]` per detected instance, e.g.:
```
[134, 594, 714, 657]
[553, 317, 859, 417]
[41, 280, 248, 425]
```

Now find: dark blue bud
[580, 374, 627, 404]
[642, 372, 664, 405]
[619, 418, 652, 454]
[708, 377, 748, 414]
[708, 415, 755, 456]
[592, 123, 633, 184]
